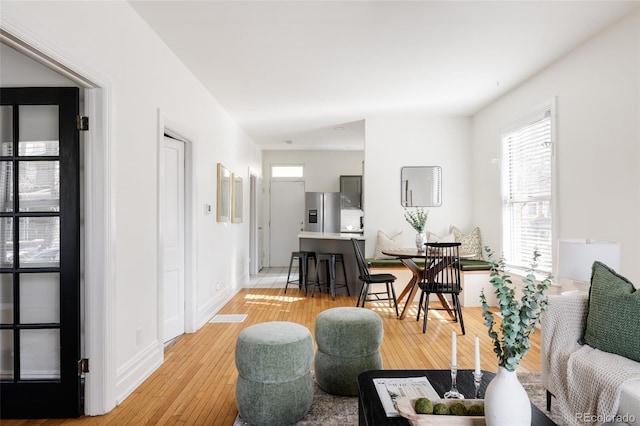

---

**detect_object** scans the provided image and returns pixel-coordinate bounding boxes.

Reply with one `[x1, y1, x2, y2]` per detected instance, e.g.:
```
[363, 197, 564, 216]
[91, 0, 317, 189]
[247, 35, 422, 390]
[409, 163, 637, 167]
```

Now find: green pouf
[235, 321, 314, 425]
[314, 307, 383, 396]
[236, 373, 313, 426]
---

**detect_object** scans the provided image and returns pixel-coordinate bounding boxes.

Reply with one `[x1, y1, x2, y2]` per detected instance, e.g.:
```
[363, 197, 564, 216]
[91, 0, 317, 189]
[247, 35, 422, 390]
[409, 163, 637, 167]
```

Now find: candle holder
[444, 364, 464, 399]
[473, 371, 483, 399]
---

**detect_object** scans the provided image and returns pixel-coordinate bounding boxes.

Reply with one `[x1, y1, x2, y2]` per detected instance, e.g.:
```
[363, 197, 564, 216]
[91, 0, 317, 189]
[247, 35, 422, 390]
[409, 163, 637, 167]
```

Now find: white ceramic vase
[484, 367, 531, 426]
[415, 232, 426, 250]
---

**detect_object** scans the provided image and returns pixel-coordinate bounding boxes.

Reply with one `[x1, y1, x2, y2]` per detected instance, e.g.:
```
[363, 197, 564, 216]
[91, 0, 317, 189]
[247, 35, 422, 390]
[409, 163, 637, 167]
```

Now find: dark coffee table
[358, 369, 556, 425]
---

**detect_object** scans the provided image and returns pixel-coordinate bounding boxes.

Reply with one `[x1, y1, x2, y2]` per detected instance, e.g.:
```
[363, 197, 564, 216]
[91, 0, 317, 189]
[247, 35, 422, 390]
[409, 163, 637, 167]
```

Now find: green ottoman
[314, 307, 383, 396]
[235, 321, 314, 425]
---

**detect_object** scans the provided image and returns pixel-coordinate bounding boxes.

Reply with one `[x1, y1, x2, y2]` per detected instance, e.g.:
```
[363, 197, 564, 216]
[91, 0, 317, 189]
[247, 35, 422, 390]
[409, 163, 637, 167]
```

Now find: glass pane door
[0, 87, 81, 418]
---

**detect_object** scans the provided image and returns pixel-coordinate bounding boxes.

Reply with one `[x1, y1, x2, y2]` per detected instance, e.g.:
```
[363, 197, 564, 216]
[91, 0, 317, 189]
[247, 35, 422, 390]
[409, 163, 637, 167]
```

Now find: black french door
[0, 87, 81, 418]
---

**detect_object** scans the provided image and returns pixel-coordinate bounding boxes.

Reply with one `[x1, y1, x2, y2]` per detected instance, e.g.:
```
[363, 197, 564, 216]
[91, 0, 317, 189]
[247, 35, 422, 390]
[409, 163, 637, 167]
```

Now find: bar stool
[312, 253, 349, 300]
[285, 251, 317, 295]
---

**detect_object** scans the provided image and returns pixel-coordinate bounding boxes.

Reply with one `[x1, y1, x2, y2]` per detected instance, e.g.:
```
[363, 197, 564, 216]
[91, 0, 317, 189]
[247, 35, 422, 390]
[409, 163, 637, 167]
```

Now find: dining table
[381, 247, 476, 320]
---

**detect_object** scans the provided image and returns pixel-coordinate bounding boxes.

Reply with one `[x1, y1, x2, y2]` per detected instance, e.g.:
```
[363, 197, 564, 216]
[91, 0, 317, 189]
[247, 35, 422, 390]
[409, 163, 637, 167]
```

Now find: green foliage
[414, 398, 433, 414]
[404, 207, 428, 232]
[449, 402, 467, 416]
[467, 404, 484, 416]
[433, 403, 450, 415]
[480, 247, 552, 372]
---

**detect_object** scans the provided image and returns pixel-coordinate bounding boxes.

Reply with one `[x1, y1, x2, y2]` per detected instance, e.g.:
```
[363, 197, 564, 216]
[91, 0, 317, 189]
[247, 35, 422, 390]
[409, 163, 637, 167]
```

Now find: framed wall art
[217, 163, 231, 222]
[231, 173, 243, 223]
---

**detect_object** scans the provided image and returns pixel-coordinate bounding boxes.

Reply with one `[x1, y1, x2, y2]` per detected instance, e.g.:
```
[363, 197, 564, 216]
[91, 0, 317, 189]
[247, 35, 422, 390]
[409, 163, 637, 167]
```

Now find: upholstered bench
[367, 258, 496, 307]
[456, 259, 495, 307]
[365, 258, 425, 268]
[365, 258, 492, 270]
[314, 307, 383, 396]
[235, 321, 314, 425]
[455, 259, 492, 271]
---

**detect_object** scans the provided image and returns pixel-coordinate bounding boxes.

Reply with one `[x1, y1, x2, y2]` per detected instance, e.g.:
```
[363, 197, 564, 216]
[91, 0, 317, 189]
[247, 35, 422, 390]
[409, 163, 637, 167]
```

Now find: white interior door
[269, 180, 304, 267]
[162, 136, 185, 343]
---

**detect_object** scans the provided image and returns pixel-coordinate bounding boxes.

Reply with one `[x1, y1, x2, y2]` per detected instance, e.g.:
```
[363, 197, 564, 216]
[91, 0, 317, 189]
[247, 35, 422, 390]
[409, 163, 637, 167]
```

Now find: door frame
[1, 22, 116, 414]
[248, 170, 261, 275]
[156, 112, 197, 337]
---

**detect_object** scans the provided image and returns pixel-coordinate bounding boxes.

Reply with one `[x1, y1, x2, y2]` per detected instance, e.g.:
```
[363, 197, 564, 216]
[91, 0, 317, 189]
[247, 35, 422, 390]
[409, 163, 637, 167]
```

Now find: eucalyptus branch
[480, 246, 552, 372]
[403, 207, 428, 233]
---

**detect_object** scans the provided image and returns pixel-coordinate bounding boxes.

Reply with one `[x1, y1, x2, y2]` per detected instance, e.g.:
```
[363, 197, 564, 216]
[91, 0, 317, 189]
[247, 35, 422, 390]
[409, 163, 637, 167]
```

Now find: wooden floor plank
[3, 287, 542, 425]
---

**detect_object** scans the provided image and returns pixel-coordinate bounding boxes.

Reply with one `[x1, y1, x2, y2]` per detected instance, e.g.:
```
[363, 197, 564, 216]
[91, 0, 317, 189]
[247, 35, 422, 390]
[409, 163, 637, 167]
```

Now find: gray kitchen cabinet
[340, 175, 362, 209]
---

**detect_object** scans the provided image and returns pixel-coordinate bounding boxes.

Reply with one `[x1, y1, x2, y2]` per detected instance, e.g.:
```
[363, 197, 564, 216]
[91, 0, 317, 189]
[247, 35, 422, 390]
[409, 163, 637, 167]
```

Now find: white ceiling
[130, 1, 639, 150]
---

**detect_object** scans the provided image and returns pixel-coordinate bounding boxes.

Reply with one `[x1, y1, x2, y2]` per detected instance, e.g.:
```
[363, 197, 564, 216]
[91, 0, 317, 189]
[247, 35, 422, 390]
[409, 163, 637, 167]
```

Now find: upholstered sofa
[541, 262, 640, 426]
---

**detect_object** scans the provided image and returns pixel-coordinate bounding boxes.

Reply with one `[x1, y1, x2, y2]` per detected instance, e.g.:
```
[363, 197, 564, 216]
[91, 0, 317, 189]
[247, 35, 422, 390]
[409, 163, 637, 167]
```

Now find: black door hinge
[76, 116, 89, 131]
[78, 358, 89, 375]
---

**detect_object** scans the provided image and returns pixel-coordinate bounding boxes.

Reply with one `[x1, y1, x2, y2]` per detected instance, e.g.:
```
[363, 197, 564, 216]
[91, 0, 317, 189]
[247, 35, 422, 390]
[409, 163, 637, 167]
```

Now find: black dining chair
[351, 238, 399, 316]
[417, 242, 464, 334]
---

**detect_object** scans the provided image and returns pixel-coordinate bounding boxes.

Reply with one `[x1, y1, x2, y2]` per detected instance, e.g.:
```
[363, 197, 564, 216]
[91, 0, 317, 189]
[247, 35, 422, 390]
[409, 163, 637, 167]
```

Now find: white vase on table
[484, 367, 531, 426]
[415, 232, 426, 251]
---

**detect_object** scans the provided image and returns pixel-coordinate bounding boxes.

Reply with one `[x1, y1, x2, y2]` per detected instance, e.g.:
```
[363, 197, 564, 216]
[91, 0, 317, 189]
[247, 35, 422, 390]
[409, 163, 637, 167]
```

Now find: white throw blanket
[542, 294, 640, 426]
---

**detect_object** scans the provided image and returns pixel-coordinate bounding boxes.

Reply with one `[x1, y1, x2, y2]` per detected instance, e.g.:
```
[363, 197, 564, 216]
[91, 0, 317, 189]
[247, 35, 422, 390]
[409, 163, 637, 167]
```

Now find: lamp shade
[557, 238, 620, 284]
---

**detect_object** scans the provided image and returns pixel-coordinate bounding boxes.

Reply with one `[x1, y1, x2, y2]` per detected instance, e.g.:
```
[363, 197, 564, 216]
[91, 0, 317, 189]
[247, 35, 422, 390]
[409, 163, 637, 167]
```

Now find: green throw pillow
[582, 261, 640, 362]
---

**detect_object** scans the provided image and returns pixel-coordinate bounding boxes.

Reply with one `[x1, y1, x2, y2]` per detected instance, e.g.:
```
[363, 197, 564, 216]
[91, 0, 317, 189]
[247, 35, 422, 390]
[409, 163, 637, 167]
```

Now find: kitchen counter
[299, 232, 365, 296]
[298, 231, 365, 241]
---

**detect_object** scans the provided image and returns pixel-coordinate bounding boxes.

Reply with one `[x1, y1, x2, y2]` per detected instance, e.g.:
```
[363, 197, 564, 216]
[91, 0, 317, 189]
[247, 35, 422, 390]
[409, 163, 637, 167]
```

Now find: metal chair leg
[285, 254, 296, 294]
[299, 255, 307, 295]
[329, 256, 336, 300]
[340, 258, 349, 296]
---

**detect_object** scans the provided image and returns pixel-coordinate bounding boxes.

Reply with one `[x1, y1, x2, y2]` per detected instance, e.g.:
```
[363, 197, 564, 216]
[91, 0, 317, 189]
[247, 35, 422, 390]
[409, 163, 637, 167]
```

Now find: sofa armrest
[540, 292, 589, 392]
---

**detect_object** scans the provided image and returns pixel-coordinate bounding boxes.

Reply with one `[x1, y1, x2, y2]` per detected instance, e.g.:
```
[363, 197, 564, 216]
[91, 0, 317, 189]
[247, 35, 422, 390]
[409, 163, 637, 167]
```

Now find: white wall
[364, 116, 474, 257]
[1, 0, 262, 409]
[0, 43, 77, 86]
[262, 149, 364, 192]
[261, 149, 363, 266]
[471, 10, 640, 285]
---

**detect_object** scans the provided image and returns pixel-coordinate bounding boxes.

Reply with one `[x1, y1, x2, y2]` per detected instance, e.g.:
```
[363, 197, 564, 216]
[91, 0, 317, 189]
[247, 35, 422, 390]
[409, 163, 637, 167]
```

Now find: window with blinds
[501, 99, 555, 272]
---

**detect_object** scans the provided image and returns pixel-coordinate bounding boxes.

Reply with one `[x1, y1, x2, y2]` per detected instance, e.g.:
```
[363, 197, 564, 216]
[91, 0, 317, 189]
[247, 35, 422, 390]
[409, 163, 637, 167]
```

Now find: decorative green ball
[432, 403, 450, 415]
[467, 403, 485, 416]
[449, 402, 467, 416]
[414, 397, 433, 414]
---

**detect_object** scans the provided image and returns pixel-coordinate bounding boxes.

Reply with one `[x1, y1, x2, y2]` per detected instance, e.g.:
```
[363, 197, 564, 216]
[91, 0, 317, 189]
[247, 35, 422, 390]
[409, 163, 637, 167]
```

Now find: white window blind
[501, 100, 554, 272]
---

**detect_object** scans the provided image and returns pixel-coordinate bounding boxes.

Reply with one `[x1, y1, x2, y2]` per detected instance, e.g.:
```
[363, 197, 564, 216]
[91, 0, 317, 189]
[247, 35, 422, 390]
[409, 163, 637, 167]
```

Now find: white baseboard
[196, 287, 239, 330]
[115, 340, 163, 405]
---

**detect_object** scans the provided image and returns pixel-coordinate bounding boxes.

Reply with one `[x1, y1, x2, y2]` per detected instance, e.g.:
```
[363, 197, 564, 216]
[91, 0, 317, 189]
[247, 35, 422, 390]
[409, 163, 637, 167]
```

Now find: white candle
[451, 331, 457, 366]
[474, 336, 481, 374]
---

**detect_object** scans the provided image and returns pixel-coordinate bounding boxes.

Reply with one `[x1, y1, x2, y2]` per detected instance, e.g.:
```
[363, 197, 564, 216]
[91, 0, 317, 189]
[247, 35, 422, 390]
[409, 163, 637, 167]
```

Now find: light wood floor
[6, 286, 542, 425]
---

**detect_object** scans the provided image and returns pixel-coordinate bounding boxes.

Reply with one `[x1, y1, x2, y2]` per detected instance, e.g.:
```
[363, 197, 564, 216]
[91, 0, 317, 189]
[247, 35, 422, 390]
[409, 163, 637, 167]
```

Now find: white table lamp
[557, 239, 620, 292]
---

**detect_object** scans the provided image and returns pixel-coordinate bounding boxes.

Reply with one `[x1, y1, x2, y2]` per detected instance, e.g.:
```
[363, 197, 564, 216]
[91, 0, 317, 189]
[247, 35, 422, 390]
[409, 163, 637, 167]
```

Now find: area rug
[233, 378, 358, 426]
[234, 372, 563, 425]
[519, 372, 564, 425]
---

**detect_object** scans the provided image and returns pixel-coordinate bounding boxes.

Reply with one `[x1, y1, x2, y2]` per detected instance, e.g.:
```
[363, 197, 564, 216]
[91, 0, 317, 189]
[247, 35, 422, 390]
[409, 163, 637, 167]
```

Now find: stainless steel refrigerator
[304, 192, 341, 233]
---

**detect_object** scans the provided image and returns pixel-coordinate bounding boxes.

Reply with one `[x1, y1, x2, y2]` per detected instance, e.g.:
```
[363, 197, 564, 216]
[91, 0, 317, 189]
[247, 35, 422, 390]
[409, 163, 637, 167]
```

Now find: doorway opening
[0, 27, 114, 415]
